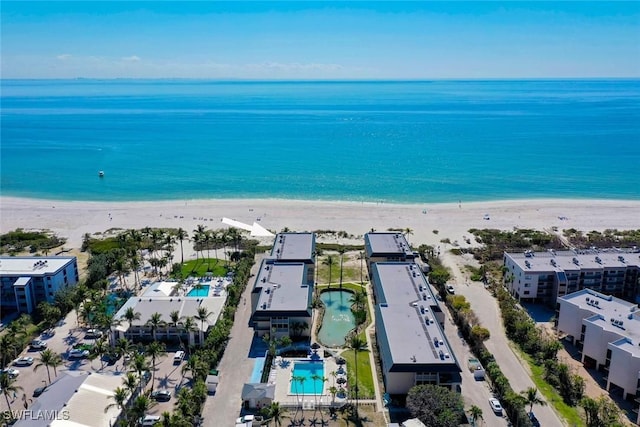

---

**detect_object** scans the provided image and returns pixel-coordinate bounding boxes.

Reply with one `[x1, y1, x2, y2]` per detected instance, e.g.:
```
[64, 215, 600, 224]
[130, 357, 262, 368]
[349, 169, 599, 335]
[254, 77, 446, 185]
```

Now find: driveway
[441, 251, 565, 426]
[201, 255, 265, 427]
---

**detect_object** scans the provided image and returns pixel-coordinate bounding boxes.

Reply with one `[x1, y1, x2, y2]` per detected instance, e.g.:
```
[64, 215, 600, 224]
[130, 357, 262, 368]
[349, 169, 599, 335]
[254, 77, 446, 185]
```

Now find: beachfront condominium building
[250, 260, 314, 338]
[557, 289, 640, 421]
[364, 232, 416, 272]
[504, 249, 640, 306]
[249, 232, 316, 338]
[0, 256, 79, 314]
[371, 262, 461, 395]
[111, 295, 224, 347]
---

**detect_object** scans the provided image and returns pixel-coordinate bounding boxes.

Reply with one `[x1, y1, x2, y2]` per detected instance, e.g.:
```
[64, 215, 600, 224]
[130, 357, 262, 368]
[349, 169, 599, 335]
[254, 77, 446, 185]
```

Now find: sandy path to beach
[2, 197, 640, 249]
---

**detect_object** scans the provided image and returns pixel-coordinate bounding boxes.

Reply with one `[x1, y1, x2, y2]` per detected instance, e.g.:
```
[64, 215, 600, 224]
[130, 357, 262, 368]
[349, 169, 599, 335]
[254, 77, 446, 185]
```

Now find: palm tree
[181, 316, 198, 350]
[176, 227, 188, 265]
[34, 349, 57, 384]
[403, 227, 413, 245]
[322, 255, 334, 288]
[130, 394, 156, 425]
[50, 353, 63, 377]
[264, 401, 286, 427]
[146, 341, 166, 392]
[310, 374, 321, 411]
[116, 338, 134, 365]
[168, 310, 183, 346]
[329, 386, 338, 405]
[121, 307, 141, 330]
[338, 248, 346, 288]
[522, 387, 546, 414]
[0, 334, 20, 368]
[122, 372, 139, 395]
[359, 251, 365, 284]
[468, 405, 483, 426]
[104, 386, 130, 423]
[349, 289, 367, 312]
[193, 224, 207, 264]
[290, 375, 304, 411]
[92, 337, 111, 370]
[1, 373, 24, 421]
[313, 248, 323, 286]
[130, 353, 150, 390]
[349, 335, 367, 417]
[146, 312, 165, 341]
[194, 306, 214, 344]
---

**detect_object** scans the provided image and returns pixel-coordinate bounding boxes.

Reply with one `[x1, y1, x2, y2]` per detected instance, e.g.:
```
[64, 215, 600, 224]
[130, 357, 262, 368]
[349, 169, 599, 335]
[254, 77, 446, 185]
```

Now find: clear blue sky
[2, 1, 639, 79]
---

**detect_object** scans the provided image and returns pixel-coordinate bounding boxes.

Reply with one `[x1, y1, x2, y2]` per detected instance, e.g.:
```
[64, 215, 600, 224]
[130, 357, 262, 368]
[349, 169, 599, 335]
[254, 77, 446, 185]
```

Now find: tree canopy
[406, 384, 464, 427]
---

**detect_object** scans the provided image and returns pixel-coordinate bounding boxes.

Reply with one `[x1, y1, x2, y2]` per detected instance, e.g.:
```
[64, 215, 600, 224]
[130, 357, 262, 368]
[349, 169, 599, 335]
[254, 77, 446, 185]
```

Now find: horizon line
[2, 77, 639, 82]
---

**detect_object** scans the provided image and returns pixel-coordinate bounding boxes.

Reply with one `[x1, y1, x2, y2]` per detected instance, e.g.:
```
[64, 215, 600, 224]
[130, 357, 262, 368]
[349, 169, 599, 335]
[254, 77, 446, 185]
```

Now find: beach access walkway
[201, 254, 266, 426]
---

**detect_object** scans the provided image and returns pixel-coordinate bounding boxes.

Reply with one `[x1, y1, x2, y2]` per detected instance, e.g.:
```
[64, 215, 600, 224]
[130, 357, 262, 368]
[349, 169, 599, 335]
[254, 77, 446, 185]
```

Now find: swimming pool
[290, 361, 324, 395]
[187, 285, 209, 297]
[317, 290, 356, 347]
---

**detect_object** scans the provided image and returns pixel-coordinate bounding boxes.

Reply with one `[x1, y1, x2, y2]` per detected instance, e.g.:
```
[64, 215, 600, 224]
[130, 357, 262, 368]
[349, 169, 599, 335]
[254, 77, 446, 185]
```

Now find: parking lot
[1, 309, 186, 419]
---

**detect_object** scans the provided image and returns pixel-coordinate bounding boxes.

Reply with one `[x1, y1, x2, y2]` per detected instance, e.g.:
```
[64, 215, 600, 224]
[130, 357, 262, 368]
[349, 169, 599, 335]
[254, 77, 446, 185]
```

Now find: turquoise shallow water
[1, 79, 639, 202]
[290, 361, 324, 395]
[318, 290, 356, 347]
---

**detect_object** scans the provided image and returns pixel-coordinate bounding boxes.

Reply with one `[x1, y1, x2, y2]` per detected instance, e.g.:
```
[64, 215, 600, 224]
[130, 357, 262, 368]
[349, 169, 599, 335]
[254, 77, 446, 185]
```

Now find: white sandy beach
[2, 196, 639, 250]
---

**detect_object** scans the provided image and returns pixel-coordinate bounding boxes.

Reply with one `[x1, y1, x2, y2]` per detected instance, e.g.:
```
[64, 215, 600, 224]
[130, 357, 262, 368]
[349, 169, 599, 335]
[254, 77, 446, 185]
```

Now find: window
[523, 291, 530, 295]
[271, 317, 289, 332]
[416, 372, 437, 386]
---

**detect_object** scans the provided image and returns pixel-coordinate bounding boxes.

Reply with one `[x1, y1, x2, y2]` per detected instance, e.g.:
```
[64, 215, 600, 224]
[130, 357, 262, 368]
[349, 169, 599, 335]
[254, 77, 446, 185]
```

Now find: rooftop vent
[551, 259, 557, 267]
[573, 257, 580, 265]
[619, 256, 625, 263]
[411, 302, 418, 307]
[525, 260, 531, 268]
[595, 256, 602, 264]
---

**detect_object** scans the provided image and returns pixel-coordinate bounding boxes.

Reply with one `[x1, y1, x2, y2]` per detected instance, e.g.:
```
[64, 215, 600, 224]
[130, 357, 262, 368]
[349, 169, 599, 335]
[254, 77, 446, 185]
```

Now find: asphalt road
[442, 252, 564, 427]
[434, 284, 511, 427]
[201, 254, 265, 427]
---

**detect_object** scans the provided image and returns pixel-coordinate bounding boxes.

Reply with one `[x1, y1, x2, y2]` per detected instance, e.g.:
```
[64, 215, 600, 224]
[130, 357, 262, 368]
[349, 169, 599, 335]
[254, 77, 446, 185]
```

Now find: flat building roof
[270, 232, 315, 261]
[0, 256, 76, 276]
[253, 260, 311, 313]
[373, 262, 458, 368]
[365, 233, 414, 258]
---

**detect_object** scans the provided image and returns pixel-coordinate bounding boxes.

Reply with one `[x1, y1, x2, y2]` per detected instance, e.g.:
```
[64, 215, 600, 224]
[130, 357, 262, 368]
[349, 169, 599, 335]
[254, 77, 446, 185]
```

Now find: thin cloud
[121, 55, 141, 62]
[56, 54, 72, 60]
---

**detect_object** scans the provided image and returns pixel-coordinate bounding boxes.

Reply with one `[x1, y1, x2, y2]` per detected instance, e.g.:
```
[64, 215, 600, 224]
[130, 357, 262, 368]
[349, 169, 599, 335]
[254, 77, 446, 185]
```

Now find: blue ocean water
[1, 79, 639, 203]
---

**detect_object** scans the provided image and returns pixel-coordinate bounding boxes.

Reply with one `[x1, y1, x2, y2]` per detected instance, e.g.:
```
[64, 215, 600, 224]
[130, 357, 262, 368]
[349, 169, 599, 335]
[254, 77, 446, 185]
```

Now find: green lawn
[178, 258, 228, 278]
[341, 348, 375, 399]
[512, 344, 585, 427]
[317, 254, 367, 285]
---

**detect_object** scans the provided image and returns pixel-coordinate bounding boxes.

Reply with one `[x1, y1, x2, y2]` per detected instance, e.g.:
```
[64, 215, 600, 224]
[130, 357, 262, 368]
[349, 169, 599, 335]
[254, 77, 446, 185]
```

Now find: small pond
[317, 290, 356, 347]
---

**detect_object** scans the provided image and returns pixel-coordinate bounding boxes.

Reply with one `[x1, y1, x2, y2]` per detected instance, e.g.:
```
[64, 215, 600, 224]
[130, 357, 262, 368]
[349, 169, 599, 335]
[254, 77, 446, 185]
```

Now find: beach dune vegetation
[0, 228, 66, 255]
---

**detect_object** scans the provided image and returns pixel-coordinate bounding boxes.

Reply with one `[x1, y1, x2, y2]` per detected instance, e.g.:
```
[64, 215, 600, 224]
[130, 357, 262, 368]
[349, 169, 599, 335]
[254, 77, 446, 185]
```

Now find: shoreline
[3, 196, 640, 251]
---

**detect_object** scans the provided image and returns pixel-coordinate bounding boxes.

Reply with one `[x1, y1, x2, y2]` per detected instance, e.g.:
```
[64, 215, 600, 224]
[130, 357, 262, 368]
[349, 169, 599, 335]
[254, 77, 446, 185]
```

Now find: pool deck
[183, 277, 232, 298]
[271, 354, 347, 408]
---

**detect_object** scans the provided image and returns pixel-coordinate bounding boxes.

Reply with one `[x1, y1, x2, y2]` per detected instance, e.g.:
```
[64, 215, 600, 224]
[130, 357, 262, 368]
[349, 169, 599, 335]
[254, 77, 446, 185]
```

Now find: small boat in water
[98, 171, 105, 177]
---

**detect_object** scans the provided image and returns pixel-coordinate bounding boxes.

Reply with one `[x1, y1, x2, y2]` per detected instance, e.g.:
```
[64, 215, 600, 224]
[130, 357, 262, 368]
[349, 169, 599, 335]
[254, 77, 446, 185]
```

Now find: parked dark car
[150, 389, 171, 402]
[33, 386, 47, 397]
[528, 412, 540, 427]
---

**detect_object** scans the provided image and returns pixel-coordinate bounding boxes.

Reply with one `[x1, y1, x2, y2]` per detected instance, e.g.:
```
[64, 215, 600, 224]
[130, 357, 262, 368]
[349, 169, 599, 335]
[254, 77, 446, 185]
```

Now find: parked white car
[2, 368, 20, 378]
[489, 398, 503, 415]
[14, 357, 34, 366]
